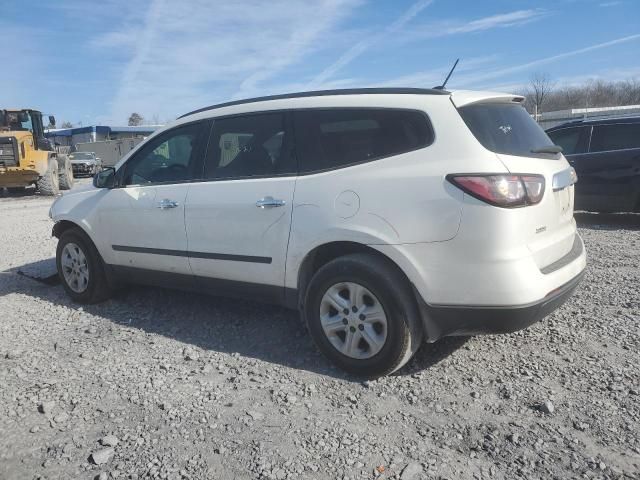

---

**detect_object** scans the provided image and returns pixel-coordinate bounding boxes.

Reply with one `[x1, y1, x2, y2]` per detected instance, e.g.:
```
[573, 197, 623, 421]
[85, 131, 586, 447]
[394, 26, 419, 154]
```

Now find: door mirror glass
[48, 115, 56, 127]
[93, 167, 116, 189]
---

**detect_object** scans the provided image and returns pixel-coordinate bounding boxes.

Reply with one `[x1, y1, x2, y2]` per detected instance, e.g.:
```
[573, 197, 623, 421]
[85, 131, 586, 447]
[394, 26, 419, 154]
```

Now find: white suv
[50, 88, 586, 376]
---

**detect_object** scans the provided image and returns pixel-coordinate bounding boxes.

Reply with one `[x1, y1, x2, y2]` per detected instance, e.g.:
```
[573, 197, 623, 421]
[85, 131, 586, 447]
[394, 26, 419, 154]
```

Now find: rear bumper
[416, 269, 584, 342]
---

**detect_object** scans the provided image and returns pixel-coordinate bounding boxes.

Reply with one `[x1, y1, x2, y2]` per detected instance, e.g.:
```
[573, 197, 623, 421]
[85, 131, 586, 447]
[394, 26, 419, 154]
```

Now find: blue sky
[3, 0, 639, 126]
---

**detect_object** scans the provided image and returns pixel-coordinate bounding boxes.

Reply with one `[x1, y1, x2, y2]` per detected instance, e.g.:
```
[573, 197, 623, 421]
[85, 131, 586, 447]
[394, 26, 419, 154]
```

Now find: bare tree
[60, 121, 73, 128]
[128, 113, 144, 126]
[530, 72, 554, 118]
[520, 76, 640, 114]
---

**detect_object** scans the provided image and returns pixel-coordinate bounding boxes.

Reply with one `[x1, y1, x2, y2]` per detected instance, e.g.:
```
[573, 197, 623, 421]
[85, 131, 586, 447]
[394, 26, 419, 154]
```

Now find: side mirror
[49, 116, 56, 127]
[93, 167, 116, 189]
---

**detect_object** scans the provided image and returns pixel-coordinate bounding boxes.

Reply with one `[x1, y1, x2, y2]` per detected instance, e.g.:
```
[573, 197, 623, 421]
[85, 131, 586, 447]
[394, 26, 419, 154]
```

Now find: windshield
[70, 153, 94, 160]
[0, 110, 34, 132]
[458, 103, 556, 158]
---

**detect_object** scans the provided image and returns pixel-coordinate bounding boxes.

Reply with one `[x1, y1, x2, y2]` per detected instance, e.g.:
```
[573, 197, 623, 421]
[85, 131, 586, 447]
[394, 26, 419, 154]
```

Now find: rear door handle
[256, 196, 286, 208]
[157, 199, 180, 209]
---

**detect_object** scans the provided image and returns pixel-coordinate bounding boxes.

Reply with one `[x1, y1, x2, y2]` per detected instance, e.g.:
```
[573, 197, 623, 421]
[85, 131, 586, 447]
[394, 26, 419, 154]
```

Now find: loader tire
[37, 158, 60, 196]
[58, 155, 74, 190]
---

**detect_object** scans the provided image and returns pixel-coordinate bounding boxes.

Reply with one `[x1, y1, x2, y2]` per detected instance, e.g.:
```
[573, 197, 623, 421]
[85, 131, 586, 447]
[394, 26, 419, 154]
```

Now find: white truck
[75, 137, 146, 168]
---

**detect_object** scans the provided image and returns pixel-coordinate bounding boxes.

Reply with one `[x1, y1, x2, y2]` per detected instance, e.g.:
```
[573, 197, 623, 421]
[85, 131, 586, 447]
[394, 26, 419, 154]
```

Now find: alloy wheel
[319, 282, 388, 359]
[60, 242, 90, 293]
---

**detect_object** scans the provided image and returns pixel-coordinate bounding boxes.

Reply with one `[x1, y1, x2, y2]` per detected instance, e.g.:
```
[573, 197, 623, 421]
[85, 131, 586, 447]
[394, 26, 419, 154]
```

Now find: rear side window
[204, 112, 295, 180]
[459, 103, 554, 158]
[294, 108, 433, 173]
[590, 123, 640, 152]
[547, 126, 588, 155]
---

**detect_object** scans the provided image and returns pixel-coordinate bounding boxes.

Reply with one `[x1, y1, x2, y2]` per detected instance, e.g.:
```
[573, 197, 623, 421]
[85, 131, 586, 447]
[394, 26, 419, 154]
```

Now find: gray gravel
[1, 184, 639, 479]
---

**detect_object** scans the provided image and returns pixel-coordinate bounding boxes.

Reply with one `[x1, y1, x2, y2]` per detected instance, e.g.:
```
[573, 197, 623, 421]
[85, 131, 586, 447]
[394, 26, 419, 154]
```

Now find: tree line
[518, 73, 640, 115]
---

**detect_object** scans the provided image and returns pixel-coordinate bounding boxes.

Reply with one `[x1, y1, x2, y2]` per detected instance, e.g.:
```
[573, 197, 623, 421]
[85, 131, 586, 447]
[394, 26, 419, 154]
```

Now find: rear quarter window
[294, 108, 433, 173]
[459, 103, 555, 158]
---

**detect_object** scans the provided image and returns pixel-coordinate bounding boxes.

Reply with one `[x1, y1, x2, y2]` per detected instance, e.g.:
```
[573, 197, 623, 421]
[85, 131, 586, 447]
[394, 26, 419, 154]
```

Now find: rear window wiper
[531, 145, 563, 154]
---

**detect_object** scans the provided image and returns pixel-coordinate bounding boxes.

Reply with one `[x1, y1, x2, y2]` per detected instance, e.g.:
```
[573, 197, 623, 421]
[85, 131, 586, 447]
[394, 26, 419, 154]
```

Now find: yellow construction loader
[0, 109, 73, 195]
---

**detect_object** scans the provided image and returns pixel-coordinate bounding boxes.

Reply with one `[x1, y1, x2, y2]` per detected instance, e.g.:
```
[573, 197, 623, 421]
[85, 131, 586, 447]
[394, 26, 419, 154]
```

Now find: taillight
[447, 174, 545, 208]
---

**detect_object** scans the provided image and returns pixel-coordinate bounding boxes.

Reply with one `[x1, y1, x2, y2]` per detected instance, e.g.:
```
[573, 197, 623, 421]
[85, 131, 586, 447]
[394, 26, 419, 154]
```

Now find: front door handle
[256, 196, 286, 208]
[157, 198, 180, 209]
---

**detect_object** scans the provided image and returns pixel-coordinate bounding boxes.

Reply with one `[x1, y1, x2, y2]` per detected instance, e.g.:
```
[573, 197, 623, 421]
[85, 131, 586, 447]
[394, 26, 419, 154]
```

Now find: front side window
[546, 126, 587, 155]
[295, 108, 433, 173]
[459, 103, 555, 158]
[4, 111, 33, 132]
[123, 123, 205, 185]
[204, 112, 293, 180]
[590, 123, 640, 153]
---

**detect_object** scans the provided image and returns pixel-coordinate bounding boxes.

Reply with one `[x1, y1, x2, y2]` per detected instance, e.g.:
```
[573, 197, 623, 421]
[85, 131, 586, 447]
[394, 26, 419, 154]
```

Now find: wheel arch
[294, 241, 414, 309]
[52, 219, 117, 290]
[52, 219, 85, 239]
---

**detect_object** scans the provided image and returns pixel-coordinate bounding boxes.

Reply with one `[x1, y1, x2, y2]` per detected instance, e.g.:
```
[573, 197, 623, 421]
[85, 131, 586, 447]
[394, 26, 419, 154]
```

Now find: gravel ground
[0, 183, 638, 480]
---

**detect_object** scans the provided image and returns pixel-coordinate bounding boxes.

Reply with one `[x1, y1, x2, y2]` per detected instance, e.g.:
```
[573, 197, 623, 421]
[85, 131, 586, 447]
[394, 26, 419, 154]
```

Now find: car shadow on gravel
[3, 258, 467, 380]
[574, 211, 640, 230]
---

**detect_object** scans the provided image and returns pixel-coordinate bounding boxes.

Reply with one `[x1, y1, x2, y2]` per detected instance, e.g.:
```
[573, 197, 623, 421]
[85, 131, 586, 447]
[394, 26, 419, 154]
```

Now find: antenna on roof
[434, 58, 459, 90]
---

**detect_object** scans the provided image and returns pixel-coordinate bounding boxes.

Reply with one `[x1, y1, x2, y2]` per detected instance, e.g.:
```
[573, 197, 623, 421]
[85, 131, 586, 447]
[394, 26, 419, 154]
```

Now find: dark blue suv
[547, 116, 640, 212]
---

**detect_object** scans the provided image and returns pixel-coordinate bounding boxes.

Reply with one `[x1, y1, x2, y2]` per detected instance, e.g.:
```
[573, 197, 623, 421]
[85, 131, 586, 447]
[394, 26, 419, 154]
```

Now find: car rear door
[96, 121, 209, 281]
[571, 122, 640, 211]
[546, 125, 592, 210]
[184, 111, 297, 303]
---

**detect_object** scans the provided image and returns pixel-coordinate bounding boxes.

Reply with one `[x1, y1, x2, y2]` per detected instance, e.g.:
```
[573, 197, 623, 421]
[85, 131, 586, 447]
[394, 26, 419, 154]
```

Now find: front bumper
[0, 166, 39, 187]
[416, 269, 584, 342]
[71, 163, 95, 175]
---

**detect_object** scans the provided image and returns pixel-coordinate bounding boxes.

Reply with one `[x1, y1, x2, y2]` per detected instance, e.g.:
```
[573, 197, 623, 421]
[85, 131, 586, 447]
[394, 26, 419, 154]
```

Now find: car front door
[184, 112, 297, 303]
[96, 121, 209, 281]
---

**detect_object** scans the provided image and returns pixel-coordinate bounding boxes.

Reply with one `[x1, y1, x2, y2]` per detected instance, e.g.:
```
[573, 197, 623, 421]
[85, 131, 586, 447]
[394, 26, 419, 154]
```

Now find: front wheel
[58, 156, 74, 190]
[304, 253, 423, 377]
[36, 158, 60, 195]
[56, 228, 112, 304]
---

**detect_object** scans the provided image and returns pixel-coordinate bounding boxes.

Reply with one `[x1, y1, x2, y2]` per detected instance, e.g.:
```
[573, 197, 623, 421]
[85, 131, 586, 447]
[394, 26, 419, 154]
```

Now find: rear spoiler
[450, 90, 525, 108]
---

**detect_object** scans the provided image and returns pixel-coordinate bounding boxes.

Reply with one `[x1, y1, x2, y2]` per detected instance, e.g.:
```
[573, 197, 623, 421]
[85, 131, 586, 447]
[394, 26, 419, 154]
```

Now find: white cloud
[599, 1, 623, 7]
[104, 0, 361, 123]
[380, 33, 640, 90]
[441, 9, 548, 34]
[450, 33, 640, 89]
[306, 0, 435, 89]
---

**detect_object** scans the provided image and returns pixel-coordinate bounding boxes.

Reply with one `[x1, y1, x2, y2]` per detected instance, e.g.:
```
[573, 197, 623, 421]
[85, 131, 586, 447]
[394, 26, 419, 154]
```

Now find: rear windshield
[70, 152, 94, 160]
[458, 103, 555, 158]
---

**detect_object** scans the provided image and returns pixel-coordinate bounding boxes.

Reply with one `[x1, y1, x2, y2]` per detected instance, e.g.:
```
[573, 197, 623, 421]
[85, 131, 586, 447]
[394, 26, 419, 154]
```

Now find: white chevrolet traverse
[50, 88, 586, 376]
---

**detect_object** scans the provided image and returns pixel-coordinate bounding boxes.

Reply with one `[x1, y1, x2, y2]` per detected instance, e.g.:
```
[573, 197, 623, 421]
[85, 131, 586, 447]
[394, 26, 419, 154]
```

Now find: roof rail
[179, 87, 450, 119]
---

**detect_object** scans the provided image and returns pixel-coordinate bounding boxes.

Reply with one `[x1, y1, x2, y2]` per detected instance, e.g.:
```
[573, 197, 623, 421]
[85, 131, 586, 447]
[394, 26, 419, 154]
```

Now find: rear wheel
[304, 253, 423, 377]
[56, 228, 112, 304]
[37, 158, 60, 195]
[58, 155, 74, 190]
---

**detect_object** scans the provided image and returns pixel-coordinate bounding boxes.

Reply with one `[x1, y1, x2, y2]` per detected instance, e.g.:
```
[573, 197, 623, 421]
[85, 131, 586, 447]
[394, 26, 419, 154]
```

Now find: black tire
[56, 228, 112, 304]
[37, 158, 60, 195]
[303, 253, 423, 377]
[58, 155, 74, 190]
